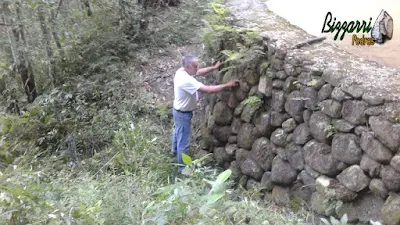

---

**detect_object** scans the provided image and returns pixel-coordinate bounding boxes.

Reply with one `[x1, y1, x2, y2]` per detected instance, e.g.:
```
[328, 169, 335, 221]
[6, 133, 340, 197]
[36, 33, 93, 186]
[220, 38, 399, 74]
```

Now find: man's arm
[198, 80, 239, 93]
[195, 61, 223, 77]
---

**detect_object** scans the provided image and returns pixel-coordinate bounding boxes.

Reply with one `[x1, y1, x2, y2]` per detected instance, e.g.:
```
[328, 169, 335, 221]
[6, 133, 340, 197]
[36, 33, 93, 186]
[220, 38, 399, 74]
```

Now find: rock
[246, 179, 261, 190]
[285, 91, 305, 123]
[271, 129, 288, 147]
[298, 72, 324, 89]
[260, 171, 274, 191]
[254, 111, 272, 137]
[331, 133, 363, 164]
[272, 79, 285, 89]
[286, 133, 292, 143]
[212, 126, 231, 144]
[300, 86, 318, 109]
[380, 166, 400, 192]
[240, 81, 251, 93]
[270, 111, 289, 127]
[335, 203, 359, 223]
[244, 69, 260, 85]
[331, 87, 352, 102]
[258, 76, 268, 95]
[360, 132, 393, 164]
[282, 118, 297, 132]
[266, 68, 276, 79]
[207, 115, 216, 131]
[235, 148, 249, 165]
[248, 85, 258, 96]
[271, 89, 286, 112]
[303, 109, 312, 125]
[318, 84, 333, 101]
[286, 144, 305, 171]
[360, 154, 381, 178]
[332, 119, 355, 132]
[336, 193, 385, 223]
[236, 88, 248, 102]
[228, 136, 237, 144]
[217, 91, 231, 103]
[337, 165, 371, 192]
[355, 125, 370, 136]
[229, 160, 242, 181]
[241, 104, 259, 123]
[271, 156, 298, 185]
[276, 71, 287, 80]
[369, 179, 389, 199]
[283, 76, 297, 92]
[362, 92, 384, 106]
[304, 140, 342, 176]
[369, 116, 400, 151]
[231, 118, 242, 134]
[315, 175, 358, 202]
[214, 147, 231, 165]
[382, 195, 400, 225]
[341, 100, 368, 125]
[276, 147, 287, 160]
[311, 192, 335, 216]
[365, 106, 384, 116]
[308, 112, 332, 144]
[240, 158, 264, 180]
[225, 144, 238, 156]
[237, 123, 256, 150]
[305, 165, 320, 178]
[320, 99, 342, 118]
[391, 155, 400, 173]
[298, 170, 316, 191]
[234, 101, 246, 116]
[341, 84, 364, 98]
[272, 186, 291, 206]
[227, 92, 239, 109]
[272, 58, 284, 71]
[249, 137, 276, 171]
[283, 63, 297, 76]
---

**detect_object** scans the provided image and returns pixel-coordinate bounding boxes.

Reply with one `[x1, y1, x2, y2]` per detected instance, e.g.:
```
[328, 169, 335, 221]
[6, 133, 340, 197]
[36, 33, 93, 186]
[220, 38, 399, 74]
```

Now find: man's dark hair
[182, 55, 198, 67]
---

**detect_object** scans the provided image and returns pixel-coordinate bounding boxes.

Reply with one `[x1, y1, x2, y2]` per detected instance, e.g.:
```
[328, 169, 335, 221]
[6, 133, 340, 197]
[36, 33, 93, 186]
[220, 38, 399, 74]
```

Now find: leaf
[340, 214, 348, 224]
[207, 193, 225, 204]
[330, 216, 341, 225]
[182, 153, 192, 166]
[216, 169, 232, 183]
[320, 218, 331, 225]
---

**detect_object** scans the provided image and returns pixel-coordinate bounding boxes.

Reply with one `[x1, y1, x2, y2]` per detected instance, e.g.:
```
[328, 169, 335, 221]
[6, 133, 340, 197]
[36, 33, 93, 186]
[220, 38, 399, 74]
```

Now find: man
[172, 55, 239, 173]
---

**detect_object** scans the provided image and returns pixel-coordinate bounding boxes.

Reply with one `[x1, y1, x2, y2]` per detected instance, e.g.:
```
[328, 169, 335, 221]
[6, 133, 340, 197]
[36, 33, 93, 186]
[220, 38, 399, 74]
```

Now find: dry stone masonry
[200, 0, 400, 224]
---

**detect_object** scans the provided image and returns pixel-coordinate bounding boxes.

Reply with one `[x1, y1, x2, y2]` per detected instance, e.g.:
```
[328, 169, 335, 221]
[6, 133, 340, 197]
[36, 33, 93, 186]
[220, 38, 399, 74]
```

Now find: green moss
[289, 196, 302, 212]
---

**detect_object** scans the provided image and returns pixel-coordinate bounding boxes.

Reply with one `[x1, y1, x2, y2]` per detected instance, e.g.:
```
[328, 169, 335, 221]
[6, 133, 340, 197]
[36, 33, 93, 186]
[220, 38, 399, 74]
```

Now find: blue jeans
[172, 108, 193, 172]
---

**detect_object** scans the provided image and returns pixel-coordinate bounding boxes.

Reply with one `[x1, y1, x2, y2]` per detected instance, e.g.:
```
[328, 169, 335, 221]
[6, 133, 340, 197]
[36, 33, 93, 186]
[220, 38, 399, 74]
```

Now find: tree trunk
[38, 3, 56, 86]
[14, 1, 37, 102]
[82, 0, 92, 16]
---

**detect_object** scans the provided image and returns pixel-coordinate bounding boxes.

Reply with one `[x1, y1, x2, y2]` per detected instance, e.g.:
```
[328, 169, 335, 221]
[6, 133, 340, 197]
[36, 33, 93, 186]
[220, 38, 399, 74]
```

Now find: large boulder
[228, 160, 242, 181]
[382, 195, 400, 225]
[337, 165, 371, 192]
[391, 155, 400, 173]
[360, 154, 381, 178]
[249, 137, 276, 171]
[282, 118, 297, 133]
[369, 116, 400, 151]
[260, 171, 275, 191]
[380, 166, 400, 192]
[332, 119, 355, 133]
[240, 158, 264, 180]
[360, 132, 393, 164]
[271, 89, 286, 112]
[212, 126, 231, 144]
[213, 147, 231, 165]
[284, 90, 305, 123]
[292, 123, 312, 145]
[320, 99, 342, 118]
[304, 140, 342, 176]
[253, 111, 273, 137]
[270, 129, 288, 147]
[331, 133, 363, 164]
[308, 112, 332, 144]
[241, 104, 259, 123]
[237, 123, 256, 150]
[271, 156, 298, 185]
[318, 84, 333, 101]
[300, 86, 318, 109]
[341, 100, 368, 125]
[315, 175, 357, 202]
[369, 179, 389, 199]
[286, 143, 305, 171]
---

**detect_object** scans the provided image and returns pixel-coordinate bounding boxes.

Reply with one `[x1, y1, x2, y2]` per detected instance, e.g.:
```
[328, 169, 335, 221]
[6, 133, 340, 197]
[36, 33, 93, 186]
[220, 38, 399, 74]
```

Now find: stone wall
[200, 0, 400, 224]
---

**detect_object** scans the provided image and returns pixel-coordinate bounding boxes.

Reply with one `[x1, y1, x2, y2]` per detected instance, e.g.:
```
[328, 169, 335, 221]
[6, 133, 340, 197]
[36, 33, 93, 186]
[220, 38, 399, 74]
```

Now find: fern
[243, 96, 263, 110]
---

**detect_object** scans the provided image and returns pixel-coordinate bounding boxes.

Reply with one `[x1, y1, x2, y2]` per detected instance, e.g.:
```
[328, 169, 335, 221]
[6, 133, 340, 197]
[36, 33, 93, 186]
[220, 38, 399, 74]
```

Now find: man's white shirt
[173, 67, 204, 112]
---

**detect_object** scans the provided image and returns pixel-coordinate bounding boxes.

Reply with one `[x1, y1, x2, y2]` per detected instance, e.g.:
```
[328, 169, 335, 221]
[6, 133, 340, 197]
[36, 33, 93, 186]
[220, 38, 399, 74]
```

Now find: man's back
[173, 67, 203, 112]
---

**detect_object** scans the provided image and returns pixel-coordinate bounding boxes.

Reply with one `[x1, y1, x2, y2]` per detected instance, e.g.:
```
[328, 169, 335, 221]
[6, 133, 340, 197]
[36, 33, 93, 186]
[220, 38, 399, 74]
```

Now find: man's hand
[213, 61, 224, 70]
[225, 80, 240, 88]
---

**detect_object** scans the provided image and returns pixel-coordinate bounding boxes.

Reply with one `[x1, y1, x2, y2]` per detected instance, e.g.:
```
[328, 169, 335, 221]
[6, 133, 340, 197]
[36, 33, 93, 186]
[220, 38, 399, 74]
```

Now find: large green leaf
[182, 153, 192, 166]
[216, 169, 232, 183]
[207, 193, 225, 204]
